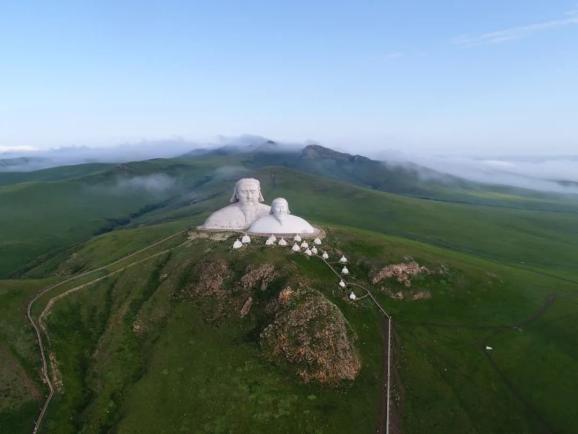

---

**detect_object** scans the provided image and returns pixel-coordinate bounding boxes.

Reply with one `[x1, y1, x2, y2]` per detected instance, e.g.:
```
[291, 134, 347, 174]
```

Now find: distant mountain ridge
[0, 156, 48, 170]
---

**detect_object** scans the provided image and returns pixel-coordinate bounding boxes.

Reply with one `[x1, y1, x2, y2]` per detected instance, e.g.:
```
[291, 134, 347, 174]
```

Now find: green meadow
[1, 147, 577, 433]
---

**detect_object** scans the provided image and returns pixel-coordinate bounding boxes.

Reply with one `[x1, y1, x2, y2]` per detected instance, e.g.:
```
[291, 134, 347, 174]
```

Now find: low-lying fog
[373, 150, 578, 195]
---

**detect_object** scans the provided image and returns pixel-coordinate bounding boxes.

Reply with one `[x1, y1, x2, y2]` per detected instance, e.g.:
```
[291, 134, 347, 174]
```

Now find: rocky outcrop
[239, 264, 277, 291]
[185, 259, 361, 385]
[188, 259, 231, 298]
[372, 261, 430, 287]
[261, 287, 361, 385]
[240, 297, 253, 317]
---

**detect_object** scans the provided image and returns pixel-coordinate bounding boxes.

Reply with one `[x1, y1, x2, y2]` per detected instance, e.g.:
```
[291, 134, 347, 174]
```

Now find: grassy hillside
[0, 159, 218, 278]
[1, 148, 578, 433]
[3, 217, 577, 433]
[3, 148, 577, 278]
[0, 279, 50, 434]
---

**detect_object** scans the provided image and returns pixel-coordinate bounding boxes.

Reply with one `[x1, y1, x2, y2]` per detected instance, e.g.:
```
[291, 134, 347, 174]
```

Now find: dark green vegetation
[1, 144, 577, 433]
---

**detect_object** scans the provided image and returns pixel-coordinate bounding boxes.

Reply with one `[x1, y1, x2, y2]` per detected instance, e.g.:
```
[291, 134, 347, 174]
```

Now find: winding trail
[27, 230, 187, 434]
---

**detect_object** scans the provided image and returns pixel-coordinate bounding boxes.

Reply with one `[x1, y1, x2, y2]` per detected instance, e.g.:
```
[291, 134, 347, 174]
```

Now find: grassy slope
[0, 159, 219, 278]
[19, 219, 578, 434]
[0, 279, 51, 434]
[0, 163, 113, 186]
[0, 179, 157, 277]
[332, 227, 578, 434]
[1, 157, 578, 433]
[39, 234, 384, 434]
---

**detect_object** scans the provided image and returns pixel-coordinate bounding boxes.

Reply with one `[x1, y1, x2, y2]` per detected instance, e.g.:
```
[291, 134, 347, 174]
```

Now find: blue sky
[1, 1, 577, 155]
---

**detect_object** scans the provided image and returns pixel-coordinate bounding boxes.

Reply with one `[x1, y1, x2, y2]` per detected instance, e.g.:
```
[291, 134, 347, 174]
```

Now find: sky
[1, 0, 577, 156]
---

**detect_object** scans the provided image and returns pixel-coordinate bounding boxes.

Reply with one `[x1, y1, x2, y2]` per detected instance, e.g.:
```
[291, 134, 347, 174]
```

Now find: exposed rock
[372, 261, 430, 287]
[278, 286, 295, 305]
[261, 288, 361, 385]
[188, 259, 230, 298]
[239, 263, 277, 291]
[240, 297, 253, 317]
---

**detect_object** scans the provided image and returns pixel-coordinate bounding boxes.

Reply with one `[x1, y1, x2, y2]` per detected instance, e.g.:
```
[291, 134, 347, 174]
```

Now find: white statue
[200, 178, 270, 230]
[248, 197, 317, 235]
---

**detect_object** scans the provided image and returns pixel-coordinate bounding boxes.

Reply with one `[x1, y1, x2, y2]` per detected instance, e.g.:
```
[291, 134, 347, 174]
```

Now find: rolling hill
[1, 145, 578, 433]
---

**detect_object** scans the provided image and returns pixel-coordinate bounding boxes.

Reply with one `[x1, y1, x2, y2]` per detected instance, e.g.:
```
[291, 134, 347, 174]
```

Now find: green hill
[1, 147, 578, 433]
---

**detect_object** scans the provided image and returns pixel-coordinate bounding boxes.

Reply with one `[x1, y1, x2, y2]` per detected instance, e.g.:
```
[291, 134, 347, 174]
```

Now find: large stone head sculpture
[271, 197, 290, 222]
[229, 178, 265, 205]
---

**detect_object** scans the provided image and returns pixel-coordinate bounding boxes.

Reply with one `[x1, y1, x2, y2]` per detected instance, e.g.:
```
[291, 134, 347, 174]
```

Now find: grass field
[1, 149, 577, 433]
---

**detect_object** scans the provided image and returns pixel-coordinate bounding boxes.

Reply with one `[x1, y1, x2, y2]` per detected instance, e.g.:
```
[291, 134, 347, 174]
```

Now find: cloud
[374, 150, 578, 194]
[0, 145, 39, 153]
[0, 135, 303, 172]
[454, 9, 578, 47]
[112, 174, 177, 194]
[0, 140, 198, 172]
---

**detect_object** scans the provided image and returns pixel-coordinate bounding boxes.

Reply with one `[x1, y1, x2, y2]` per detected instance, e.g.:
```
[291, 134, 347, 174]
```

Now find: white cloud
[0, 145, 39, 153]
[454, 9, 578, 47]
[113, 174, 176, 194]
[375, 150, 578, 194]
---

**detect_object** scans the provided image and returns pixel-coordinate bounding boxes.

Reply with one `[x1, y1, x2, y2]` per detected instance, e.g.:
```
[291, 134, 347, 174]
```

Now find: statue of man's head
[271, 197, 290, 222]
[230, 178, 265, 205]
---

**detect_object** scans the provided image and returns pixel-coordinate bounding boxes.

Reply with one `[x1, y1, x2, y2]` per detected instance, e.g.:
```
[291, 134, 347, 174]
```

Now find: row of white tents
[231, 234, 357, 300]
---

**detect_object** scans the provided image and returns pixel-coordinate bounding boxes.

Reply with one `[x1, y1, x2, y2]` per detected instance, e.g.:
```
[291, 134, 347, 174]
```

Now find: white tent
[241, 234, 251, 244]
[313, 238, 322, 245]
[233, 239, 243, 249]
[339, 255, 348, 264]
[278, 238, 288, 246]
[341, 266, 350, 275]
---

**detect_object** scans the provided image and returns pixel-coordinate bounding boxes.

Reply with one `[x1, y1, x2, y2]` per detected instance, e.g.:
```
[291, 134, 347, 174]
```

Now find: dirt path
[27, 230, 187, 434]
